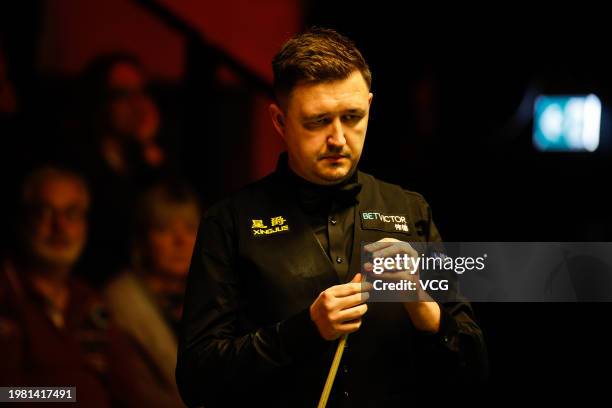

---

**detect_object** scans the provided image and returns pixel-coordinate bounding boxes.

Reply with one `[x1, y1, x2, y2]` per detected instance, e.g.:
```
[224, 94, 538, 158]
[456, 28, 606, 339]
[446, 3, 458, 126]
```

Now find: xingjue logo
[250, 216, 290, 236]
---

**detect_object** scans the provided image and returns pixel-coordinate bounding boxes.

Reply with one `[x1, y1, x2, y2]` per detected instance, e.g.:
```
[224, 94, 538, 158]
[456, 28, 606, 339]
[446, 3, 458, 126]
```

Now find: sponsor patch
[360, 211, 411, 234]
[251, 216, 290, 237]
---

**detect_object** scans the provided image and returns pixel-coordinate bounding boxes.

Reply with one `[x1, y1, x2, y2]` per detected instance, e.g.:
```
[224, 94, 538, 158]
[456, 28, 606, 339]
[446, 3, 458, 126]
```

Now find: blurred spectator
[75, 54, 174, 284]
[105, 181, 200, 406]
[0, 167, 184, 407]
[78, 53, 166, 174]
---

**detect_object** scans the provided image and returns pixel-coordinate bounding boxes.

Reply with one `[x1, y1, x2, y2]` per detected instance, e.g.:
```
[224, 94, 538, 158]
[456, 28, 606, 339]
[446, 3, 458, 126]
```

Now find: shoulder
[104, 271, 146, 303]
[199, 172, 289, 241]
[194, 173, 283, 253]
[359, 171, 432, 210]
[204, 173, 278, 217]
[359, 171, 441, 240]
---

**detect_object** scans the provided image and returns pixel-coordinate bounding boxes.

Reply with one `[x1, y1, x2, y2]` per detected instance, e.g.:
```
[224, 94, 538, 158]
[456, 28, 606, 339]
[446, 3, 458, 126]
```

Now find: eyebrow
[302, 113, 328, 122]
[302, 108, 367, 122]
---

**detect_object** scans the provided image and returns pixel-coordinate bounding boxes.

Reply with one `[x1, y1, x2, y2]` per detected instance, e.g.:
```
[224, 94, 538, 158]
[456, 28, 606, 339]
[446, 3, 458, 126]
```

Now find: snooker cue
[316, 333, 348, 408]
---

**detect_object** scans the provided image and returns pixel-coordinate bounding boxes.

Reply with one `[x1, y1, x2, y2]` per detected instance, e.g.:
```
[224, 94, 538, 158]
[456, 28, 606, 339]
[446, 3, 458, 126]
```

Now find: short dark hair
[272, 27, 371, 104]
[21, 166, 90, 210]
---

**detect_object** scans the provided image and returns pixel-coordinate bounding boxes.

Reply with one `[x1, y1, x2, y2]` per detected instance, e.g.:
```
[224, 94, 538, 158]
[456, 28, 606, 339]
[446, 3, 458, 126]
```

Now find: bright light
[534, 94, 602, 152]
[582, 94, 601, 152]
[539, 103, 563, 143]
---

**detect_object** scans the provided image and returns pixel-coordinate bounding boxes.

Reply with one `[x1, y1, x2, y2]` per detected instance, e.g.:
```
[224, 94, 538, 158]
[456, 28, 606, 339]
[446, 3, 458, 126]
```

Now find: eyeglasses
[28, 204, 88, 223]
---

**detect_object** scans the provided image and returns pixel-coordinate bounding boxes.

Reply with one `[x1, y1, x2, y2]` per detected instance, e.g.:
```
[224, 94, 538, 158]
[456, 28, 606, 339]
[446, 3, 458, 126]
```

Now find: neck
[287, 157, 356, 187]
[22, 257, 71, 283]
[145, 270, 185, 294]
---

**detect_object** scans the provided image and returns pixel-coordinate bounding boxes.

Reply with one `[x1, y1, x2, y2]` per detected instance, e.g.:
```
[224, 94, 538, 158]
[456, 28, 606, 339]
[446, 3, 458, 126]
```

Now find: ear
[269, 103, 286, 140]
[368, 92, 373, 107]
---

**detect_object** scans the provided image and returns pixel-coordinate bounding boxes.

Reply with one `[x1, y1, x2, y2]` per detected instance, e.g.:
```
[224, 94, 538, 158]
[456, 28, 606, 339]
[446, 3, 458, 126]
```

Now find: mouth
[321, 155, 348, 162]
[46, 239, 72, 249]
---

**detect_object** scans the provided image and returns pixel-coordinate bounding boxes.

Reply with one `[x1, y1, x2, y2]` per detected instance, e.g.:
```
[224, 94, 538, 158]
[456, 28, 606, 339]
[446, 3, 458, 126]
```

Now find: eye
[64, 205, 87, 221]
[342, 114, 362, 123]
[305, 117, 331, 129]
[152, 222, 171, 233]
[36, 206, 54, 220]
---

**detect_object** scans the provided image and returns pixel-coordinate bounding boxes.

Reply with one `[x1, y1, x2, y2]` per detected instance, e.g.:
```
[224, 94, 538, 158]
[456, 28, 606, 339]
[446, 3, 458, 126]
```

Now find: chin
[162, 267, 189, 278]
[319, 166, 351, 181]
[33, 243, 82, 264]
[318, 172, 349, 184]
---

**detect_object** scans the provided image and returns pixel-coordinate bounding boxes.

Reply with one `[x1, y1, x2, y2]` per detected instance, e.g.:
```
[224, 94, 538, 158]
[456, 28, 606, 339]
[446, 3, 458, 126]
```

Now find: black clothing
[177, 153, 487, 407]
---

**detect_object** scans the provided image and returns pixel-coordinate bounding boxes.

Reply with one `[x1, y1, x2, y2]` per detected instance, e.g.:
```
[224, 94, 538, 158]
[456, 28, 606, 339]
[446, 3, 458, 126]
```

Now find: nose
[327, 117, 346, 147]
[51, 212, 71, 234]
[172, 228, 192, 248]
[173, 233, 186, 247]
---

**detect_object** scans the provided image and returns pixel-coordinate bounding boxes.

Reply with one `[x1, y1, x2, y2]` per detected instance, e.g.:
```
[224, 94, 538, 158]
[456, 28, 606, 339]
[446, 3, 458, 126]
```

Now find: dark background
[309, 6, 612, 401]
[2, 1, 611, 402]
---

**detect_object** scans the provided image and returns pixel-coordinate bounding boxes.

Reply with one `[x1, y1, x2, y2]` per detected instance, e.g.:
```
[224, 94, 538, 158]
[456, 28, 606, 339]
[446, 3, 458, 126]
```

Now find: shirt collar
[275, 152, 362, 213]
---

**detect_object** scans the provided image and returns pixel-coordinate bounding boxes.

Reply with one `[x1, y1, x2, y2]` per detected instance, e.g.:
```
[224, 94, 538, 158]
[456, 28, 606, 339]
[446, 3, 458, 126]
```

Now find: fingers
[329, 281, 370, 297]
[370, 244, 417, 259]
[310, 274, 372, 340]
[335, 303, 368, 322]
[336, 318, 362, 334]
[363, 240, 397, 252]
[320, 289, 369, 313]
[377, 271, 417, 281]
[350, 273, 363, 283]
[365, 238, 417, 259]
[336, 291, 369, 310]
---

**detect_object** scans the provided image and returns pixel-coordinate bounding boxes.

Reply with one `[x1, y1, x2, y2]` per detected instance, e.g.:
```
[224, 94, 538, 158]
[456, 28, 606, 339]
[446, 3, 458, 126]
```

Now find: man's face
[26, 178, 89, 268]
[271, 70, 373, 185]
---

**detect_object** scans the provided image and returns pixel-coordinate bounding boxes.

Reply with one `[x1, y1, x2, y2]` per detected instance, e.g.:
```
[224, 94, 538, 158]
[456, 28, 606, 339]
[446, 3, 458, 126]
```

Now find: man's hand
[309, 273, 371, 340]
[365, 238, 441, 333]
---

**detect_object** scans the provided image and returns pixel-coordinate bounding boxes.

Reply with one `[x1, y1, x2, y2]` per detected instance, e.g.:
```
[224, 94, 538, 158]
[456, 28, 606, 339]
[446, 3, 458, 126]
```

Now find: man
[177, 28, 487, 408]
[0, 167, 184, 407]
